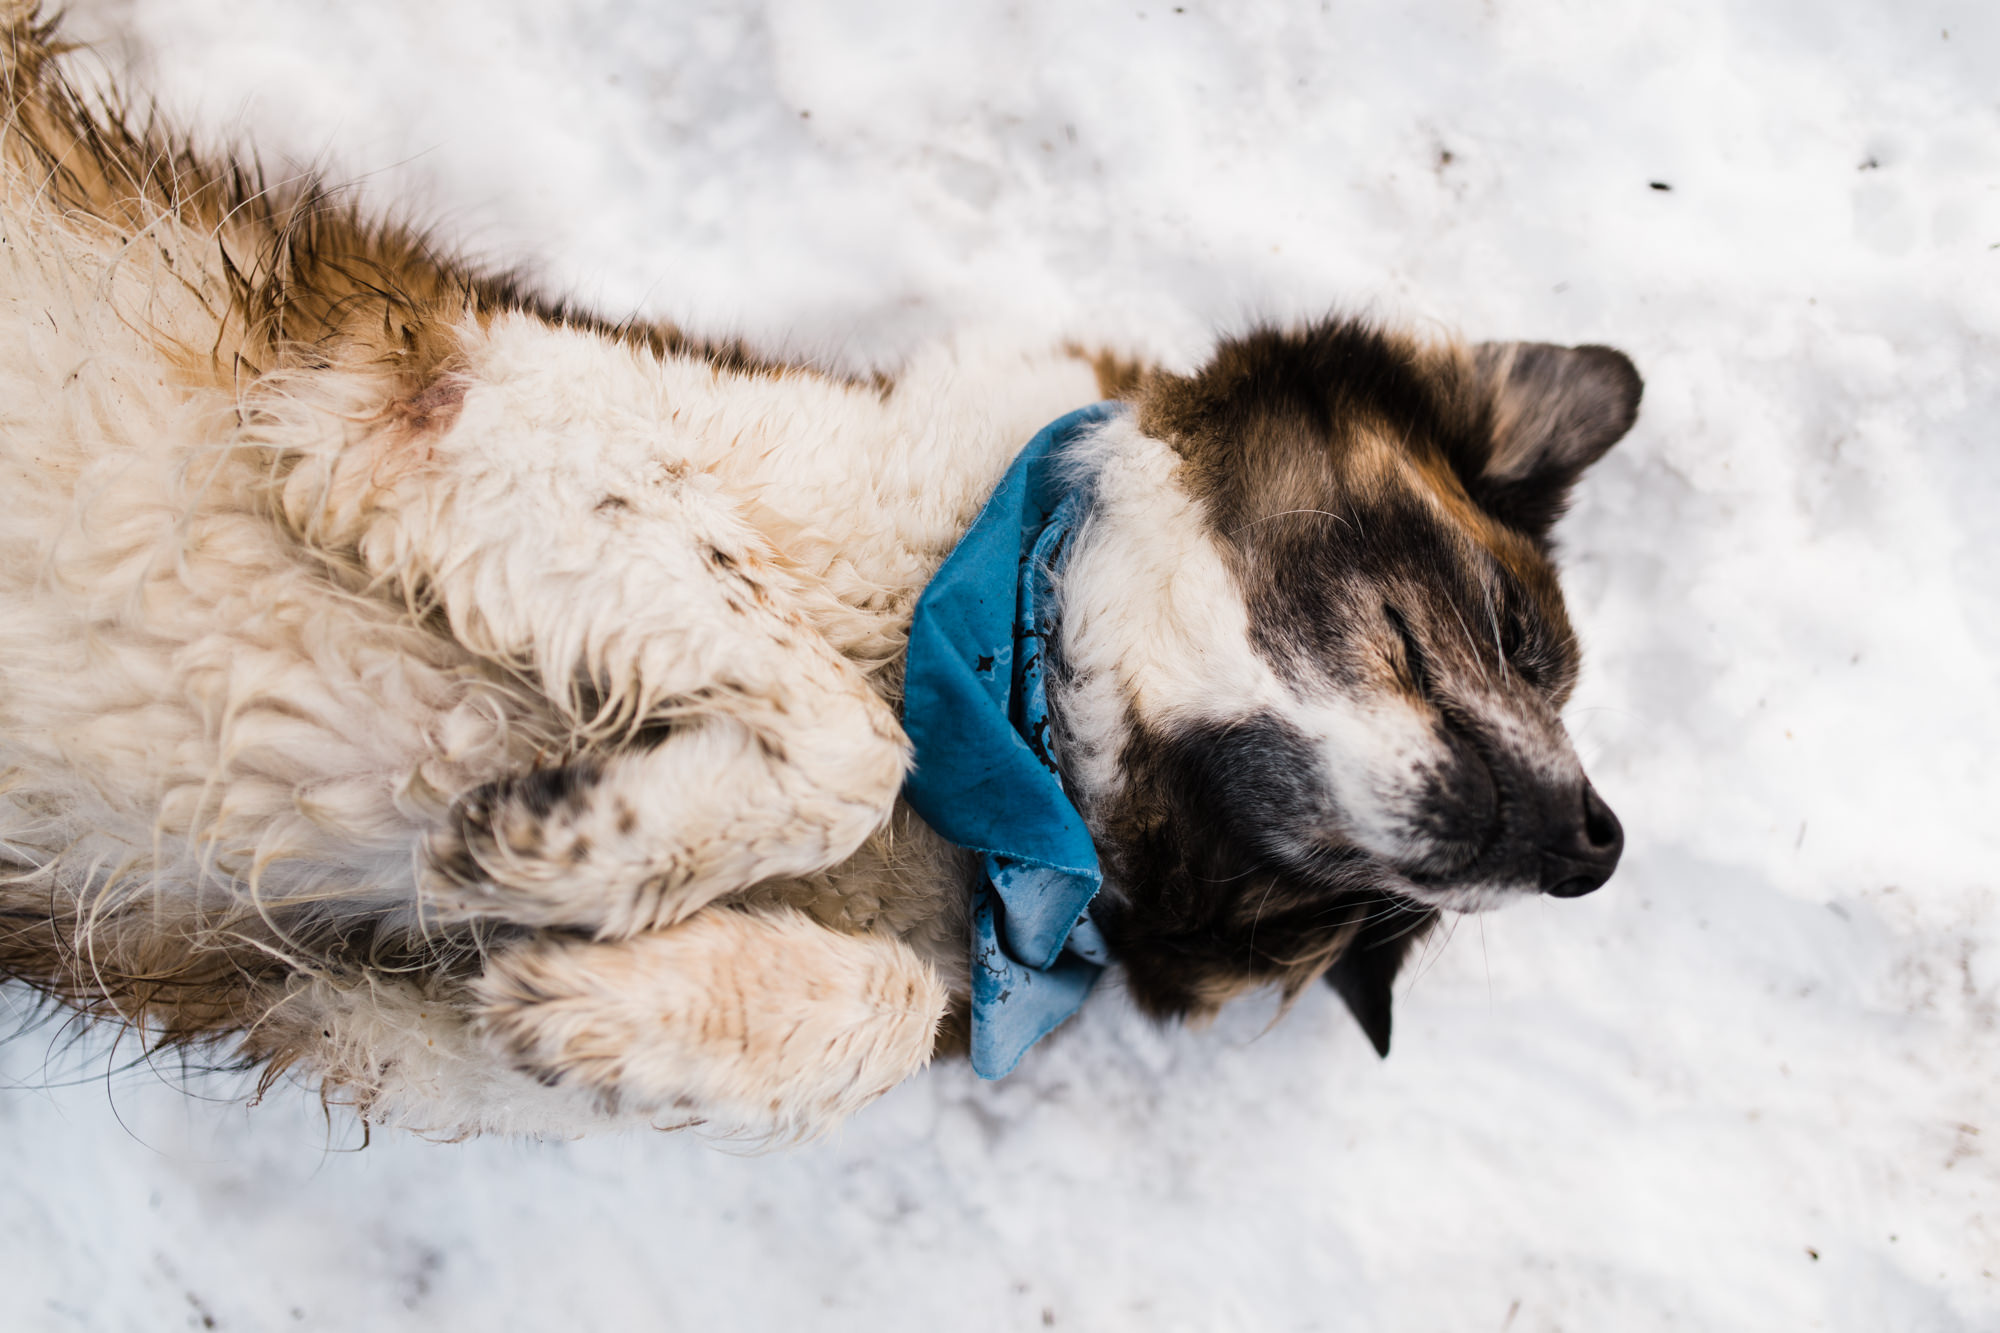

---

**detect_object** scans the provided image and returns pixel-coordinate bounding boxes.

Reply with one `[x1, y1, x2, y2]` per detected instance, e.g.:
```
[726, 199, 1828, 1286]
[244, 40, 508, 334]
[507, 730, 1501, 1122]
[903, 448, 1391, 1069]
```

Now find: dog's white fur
[0, 211, 1101, 1132]
[0, 9, 1635, 1137]
[0, 9, 1126, 1132]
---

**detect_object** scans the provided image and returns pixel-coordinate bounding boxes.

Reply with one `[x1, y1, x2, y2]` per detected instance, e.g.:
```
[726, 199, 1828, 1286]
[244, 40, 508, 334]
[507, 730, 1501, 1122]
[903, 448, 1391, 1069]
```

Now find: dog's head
[1054, 320, 1640, 1053]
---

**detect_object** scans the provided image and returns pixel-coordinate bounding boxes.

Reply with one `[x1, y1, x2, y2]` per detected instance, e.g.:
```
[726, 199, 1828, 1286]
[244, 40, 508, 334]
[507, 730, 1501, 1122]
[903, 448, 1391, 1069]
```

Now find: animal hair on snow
[0, 4, 1639, 1138]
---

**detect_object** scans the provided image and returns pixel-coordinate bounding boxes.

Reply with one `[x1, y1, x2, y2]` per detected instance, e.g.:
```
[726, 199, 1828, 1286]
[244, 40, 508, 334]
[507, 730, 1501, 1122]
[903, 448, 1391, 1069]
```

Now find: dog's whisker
[1227, 507, 1355, 537]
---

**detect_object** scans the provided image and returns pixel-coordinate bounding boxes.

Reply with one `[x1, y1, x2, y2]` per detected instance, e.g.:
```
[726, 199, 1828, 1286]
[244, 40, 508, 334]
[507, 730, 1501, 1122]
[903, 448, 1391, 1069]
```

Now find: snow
[5, 1, 1998, 1328]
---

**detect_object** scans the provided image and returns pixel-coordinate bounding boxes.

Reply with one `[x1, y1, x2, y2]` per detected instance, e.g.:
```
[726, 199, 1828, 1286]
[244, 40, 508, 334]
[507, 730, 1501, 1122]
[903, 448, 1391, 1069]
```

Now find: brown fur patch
[1065, 343, 1154, 400]
[0, 887, 497, 1085]
[387, 375, 469, 438]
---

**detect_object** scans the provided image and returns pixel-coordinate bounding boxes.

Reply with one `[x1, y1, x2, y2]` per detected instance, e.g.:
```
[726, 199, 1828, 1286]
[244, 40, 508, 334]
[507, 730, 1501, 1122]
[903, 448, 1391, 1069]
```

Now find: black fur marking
[1139, 321, 1642, 552]
[431, 761, 607, 891]
[1134, 318, 1633, 710]
[1323, 896, 1438, 1057]
[508, 763, 599, 820]
[1085, 708, 1436, 1021]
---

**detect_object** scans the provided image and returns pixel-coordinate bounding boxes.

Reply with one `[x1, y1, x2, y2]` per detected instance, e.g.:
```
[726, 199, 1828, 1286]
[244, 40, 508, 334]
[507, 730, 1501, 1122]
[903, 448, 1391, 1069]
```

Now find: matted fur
[0, 6, 1640, 1137]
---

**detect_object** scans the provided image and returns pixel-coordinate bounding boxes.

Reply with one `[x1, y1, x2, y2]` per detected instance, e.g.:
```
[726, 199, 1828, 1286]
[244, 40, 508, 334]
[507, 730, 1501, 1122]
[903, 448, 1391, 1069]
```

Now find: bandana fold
[901, 402, 1121, 1078]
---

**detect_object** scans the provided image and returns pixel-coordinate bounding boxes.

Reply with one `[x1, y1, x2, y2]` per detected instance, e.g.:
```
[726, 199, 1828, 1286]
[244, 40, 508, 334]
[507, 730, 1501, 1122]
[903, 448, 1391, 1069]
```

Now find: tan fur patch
[1065, 342, 1154, 400]
[474, 908, 946, 1136]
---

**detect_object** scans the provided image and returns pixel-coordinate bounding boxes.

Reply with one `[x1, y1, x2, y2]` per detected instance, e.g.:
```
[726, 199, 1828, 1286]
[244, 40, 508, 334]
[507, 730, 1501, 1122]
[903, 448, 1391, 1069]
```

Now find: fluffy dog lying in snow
[0, 8, 1638, 1137]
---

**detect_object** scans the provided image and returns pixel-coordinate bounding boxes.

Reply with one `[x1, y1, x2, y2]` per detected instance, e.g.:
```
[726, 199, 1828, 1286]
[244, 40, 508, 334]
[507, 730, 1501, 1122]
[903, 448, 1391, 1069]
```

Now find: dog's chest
[660, 345, 1104, 670]
[739, 803, 977, 990]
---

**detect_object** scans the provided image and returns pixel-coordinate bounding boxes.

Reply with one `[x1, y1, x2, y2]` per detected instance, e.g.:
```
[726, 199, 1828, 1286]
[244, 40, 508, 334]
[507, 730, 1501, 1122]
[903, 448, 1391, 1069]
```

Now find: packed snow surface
[5, 1, 1999, 1329]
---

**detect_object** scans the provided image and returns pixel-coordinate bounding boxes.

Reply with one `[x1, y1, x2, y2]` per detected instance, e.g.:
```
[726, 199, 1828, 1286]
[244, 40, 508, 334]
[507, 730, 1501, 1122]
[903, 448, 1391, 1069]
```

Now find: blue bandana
[901, 402, 1123, 1079]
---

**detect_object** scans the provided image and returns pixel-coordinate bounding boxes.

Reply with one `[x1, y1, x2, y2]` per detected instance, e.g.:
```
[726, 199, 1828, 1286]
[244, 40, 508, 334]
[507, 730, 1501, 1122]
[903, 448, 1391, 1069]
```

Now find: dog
[0, 7, 1637, 1138]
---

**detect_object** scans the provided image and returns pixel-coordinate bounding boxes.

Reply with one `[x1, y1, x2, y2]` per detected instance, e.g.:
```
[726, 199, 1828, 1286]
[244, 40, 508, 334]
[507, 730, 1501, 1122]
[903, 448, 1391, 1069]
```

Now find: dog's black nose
[1539, 782, 1623, 898]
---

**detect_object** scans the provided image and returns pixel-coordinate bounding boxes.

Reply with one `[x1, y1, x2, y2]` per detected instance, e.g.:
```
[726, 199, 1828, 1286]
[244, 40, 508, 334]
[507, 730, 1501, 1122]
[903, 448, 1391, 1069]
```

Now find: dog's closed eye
[1384, 604, 1431, 695]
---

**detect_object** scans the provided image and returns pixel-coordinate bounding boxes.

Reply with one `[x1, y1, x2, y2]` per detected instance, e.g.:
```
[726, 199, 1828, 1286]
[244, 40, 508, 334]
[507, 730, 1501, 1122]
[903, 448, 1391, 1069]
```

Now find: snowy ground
[4, 1, 1998, 1329]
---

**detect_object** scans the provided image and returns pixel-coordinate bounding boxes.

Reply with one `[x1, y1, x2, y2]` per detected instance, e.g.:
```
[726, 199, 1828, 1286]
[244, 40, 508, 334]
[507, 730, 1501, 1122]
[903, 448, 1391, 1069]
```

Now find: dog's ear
[1325, 906, 1438, 1057]
[1461, 342, 1642, 542]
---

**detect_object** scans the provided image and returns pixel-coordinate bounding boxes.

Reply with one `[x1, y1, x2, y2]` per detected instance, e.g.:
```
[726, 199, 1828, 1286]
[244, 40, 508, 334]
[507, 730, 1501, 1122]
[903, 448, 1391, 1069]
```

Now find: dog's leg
[268, 336, 907, 937]
[413, 551, 905, 938]
[472, 907, 946, 1136]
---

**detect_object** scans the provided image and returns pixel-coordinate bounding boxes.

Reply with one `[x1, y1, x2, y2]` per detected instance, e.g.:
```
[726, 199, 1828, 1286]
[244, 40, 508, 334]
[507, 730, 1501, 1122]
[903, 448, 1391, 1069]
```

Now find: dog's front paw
[472, 908, 946, 1137]
[423, 707, 907, 937]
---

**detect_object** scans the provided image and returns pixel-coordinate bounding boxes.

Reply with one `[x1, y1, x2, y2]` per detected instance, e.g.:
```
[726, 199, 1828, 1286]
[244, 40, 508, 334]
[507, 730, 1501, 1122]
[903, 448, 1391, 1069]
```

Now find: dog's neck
[1047, 413, 1292, 900]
